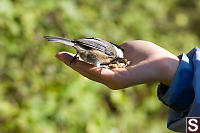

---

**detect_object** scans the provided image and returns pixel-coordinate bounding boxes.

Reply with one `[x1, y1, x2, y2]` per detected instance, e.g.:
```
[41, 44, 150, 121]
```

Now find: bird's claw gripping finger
[70, 53, 79, 64]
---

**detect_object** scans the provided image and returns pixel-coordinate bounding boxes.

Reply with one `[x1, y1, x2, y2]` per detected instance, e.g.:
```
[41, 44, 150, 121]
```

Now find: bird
[44, 36, 129, 68]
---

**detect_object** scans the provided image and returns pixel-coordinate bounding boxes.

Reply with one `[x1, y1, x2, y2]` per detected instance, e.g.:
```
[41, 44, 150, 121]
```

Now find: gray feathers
[44, 36, 123, 57]
[44, 36, 75, 46]
[75, 38, 116, 56]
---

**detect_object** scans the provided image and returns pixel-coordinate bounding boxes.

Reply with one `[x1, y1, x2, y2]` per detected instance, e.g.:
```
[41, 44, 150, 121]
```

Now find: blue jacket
[157, 47, 200, 132]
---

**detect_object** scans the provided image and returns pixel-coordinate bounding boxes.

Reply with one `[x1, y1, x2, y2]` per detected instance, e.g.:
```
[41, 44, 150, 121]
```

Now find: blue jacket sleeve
[157, 47, 200, 132]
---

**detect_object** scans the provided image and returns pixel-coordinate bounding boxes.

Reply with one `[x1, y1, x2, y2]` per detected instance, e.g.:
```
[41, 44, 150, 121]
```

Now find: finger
[56, 52, 109, 81]
[56, 52, 113, 75]
[56, 52, 79, 65]
[56, 52, 97, 75]
[56, 52, 94, 69]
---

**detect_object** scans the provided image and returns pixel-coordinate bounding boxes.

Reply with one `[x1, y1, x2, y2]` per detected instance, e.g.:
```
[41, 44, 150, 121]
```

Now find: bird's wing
[75, 38, 116, 56]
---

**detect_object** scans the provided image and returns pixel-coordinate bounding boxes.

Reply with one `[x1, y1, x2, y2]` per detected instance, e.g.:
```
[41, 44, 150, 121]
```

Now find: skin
[56, 40, 180, 90]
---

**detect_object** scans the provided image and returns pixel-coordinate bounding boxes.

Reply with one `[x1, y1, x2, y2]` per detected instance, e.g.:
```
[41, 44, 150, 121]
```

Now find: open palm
[56, 40, 179, 89]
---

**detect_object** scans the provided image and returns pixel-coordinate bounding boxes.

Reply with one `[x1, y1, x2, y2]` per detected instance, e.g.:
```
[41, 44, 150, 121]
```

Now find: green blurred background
[0, 0, 199, 133]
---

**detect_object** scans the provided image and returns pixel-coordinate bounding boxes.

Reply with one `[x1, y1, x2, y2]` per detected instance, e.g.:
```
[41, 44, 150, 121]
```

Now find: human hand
[56, 40, 180, 89]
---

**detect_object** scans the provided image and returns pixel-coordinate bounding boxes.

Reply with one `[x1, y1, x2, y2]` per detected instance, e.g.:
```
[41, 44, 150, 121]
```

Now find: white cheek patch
[114, 46, 124, 58]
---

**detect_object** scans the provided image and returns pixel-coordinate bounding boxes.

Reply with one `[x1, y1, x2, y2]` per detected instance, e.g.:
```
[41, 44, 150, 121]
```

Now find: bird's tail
[44, 36, 75, 46]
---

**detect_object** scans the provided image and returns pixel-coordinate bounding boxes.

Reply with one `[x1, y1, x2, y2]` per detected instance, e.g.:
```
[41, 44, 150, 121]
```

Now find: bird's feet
[70, 53, 79, 65]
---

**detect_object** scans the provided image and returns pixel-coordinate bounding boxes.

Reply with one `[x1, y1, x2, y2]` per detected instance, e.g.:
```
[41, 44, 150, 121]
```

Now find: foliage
[0, 0, 199, 133]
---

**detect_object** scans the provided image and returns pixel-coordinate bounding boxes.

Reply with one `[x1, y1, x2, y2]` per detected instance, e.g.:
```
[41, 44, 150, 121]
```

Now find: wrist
[160, 56, 180, 86]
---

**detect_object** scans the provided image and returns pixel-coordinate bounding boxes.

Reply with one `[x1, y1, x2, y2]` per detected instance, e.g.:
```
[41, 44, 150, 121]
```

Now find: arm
[157, 47, 200, 132]
[56, 40, 200, 132]
[56, 40, 180, 89]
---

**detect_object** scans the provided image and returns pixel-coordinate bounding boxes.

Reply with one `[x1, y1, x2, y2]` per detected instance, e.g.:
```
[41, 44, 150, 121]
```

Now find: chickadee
[44, 36, 129, 68]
